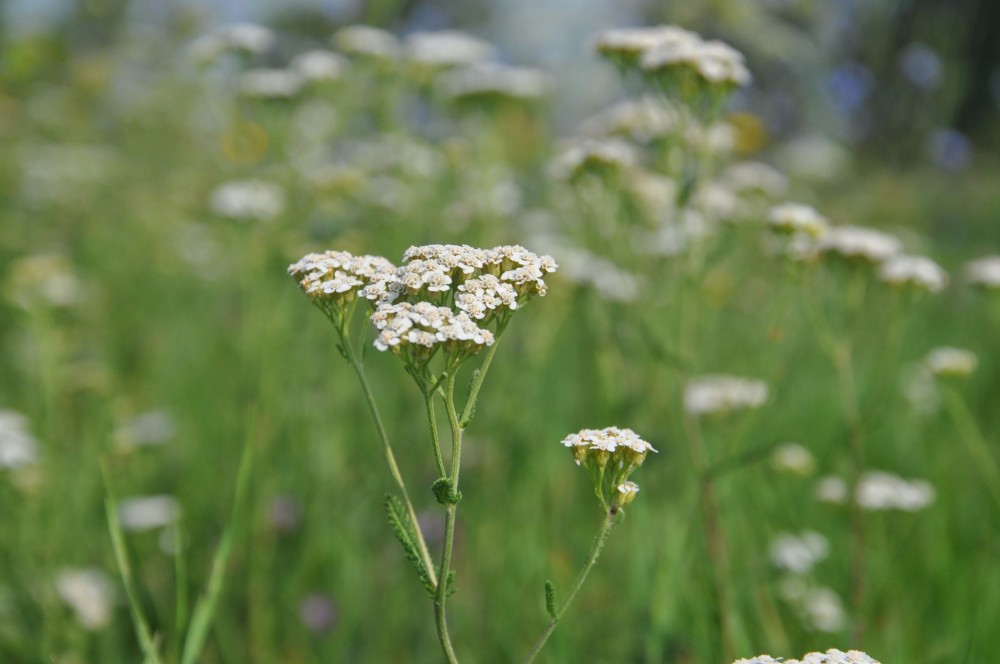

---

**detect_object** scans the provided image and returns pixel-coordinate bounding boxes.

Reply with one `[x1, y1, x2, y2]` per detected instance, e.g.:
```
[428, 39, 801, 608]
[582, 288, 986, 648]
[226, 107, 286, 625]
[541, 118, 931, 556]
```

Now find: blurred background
[1, 0, 999, 662]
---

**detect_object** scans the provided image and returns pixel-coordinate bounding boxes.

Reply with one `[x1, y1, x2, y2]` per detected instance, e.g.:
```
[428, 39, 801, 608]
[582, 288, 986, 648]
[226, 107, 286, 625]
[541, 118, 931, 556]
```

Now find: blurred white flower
[771, 443, 815, 476]
[404, 30, 496, 68]
[239, 68, 303, 98]
[878, 255, 947, 293]
[117, 495, 180, 531]
[0, 409, 39, 470]
[115, 411, 176, 448]
[815, 476, 848, 504]
[549, 138, 640, 180]
[768, 202, 828, 237]
[641, 32, 751, 87]
[801, 586, 847, 632]
[55, 568, 114, 630]
[441, 63, 549, 102]
[209, 180, 285, 221]
[770, 531, 829, 574]
[556, 248, 642, 302]
[965, 255, 1000, 290]
[291, 50, 349, 82]
[578, 97, 678, 142]
[817, 225, 902, 263]
[721, 161, 788, 199]
[856, 471, 934, 512]
[333, 25, 401, 61]
[734, 650, 879, 664]
[189, 23, 275, 62]
[925, 347, 977, 378]
[5, 254, 84, 309]
[684, 375, 768, 416]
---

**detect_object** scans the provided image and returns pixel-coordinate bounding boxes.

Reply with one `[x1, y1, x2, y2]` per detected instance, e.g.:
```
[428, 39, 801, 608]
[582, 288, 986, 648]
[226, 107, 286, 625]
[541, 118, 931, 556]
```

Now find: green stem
[523, 510, 617, 663]
[344, 340, 438, 590]
[460, 335, 502, 427]
[433, 372, 465, 664]
[425, 392, 448, 479]
[943, 386, 1000, 513]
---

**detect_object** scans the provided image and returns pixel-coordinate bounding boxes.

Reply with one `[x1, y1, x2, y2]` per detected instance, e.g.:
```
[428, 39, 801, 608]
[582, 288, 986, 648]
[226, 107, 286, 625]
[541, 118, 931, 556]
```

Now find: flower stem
[344, 340, 438, 590]
[523, 509, 617, 664]
[943, 385, 1000, 513]
[425, 392, 448, 479]
[460, 334, 502, 426]
[433, 372, 466, 664]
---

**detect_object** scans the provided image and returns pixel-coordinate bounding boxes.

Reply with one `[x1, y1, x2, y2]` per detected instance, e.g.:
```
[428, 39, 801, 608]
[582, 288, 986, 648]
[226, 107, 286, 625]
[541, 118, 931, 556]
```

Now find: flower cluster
[288, 251, 396, 316]
[441, 63, 549, 103]
[925, 346, 977, 378]
[856, 471, 935, 512]
[189, 23, 275, 62]
[549, 138, 640, 181]
[209, 179, 286, 221]
[332, 25, 401, 61]
[562, 427, 657, 510]
[770, 531, 829, 574]
[684, 375, 768, 416]
[404, 30, 496, 69]
[734, 650, 880, 664]
[594, 25, 750, 99]
[0, 409, 39, 471]
[878, 255, 948, 293]
[371, 302, 495, 360]
[815, 225, 902, 263]
[768, 203, 828, 237]
[965, 255, 1000, 290]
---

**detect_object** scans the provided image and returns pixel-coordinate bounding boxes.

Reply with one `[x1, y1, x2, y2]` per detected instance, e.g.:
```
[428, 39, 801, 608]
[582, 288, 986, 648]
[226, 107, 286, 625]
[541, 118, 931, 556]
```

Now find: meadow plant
[289, 244, 655, 662]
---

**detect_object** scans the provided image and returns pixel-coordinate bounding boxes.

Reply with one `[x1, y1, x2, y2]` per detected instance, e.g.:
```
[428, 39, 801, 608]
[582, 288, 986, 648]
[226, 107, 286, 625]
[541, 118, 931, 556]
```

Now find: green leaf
[544, 580, 557, 619]
[384, 494, 435, 597]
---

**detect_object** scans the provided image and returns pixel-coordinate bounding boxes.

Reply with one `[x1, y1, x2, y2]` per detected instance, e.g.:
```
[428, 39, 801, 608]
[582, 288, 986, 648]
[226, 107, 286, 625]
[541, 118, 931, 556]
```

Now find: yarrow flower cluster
[733, 649, 880, 664]
[561, 427, 657, 510]
[371, 302, 495, 360]
[209, 179, 286, 221]
[816, 225, 902, 263]
[768, 202, 829, 237]
[770, 531, 829, 574]
[965, 255, 1000, 290]
[925, 346, 977, 378]
[856, 471, 935, 512]
[288, 250, 396, 317]
[549, 138, 641, 181]
[878, 255, 948, 293]
[441, 63, 549, 103]
[684, 375, 768, 416]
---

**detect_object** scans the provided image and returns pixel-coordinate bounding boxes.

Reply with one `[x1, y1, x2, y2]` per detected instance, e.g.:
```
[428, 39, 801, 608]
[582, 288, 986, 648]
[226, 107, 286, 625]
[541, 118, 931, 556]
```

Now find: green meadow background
[1, 3, 999, 663]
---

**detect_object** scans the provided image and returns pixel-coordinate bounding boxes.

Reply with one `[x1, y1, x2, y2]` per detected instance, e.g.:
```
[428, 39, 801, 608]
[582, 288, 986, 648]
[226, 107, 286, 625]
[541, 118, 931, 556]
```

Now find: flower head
[768, 203, 828, 237]
[562, 427, 656, 510]
[210, 179, 285, 220]
[878, 255, 948, 293]
[333, 25, 401, 61]
[684, 375, 768, 416]
[289, 251, 396, 319]
[925, 346, 977, 378]
[816, 225, 902, 263]
[965, 255, 1000, 290]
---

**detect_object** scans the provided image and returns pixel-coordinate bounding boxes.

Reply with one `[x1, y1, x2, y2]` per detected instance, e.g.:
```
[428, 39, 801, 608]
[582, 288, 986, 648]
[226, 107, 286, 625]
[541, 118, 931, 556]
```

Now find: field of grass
[1, 19, 999, 664]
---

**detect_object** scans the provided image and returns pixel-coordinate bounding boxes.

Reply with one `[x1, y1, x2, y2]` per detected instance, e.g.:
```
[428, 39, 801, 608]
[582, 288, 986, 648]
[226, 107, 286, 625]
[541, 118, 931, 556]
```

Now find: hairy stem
[425, 392, 448, 479]
[523, 509, 617, 663]
[344, 341, 438, 590]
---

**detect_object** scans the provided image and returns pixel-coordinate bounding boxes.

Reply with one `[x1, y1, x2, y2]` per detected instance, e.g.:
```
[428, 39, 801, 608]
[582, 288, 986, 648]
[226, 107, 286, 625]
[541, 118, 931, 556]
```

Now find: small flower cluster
[549, 138, 641, 181]
[55, 568, 115, 631]
[777, 579, 846, 633]
[925, 346, 977, 378]
[0, 410, 39, 471]
[815, 225, 902, 263]
[856, 471, 935, 512]
[768, 203, 828, 237]
[288, 250, 396, 314]
[684, 375, 768, 416]
[189, 23, 275, 62]
[332, 25, 401, 61]
[595, 25, 750, 98]
[209, 179, 286, 221]
[770, 531, 829, 574]
[562, 427, 657, 510]
[239, 68, 303, 98]
[878, 255, 948, 293]
[441, 63, 549, 103]
[965, 255, 1000, 290]
[404, 30, 496, 69]
[734, 649, 880, 664]
[371, 302, 495, 360]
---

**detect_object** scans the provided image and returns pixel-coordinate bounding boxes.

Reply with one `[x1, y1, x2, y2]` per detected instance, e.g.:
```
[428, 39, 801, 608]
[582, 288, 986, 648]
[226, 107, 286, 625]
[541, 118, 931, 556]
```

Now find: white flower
[115, 411, 176, 448]
[441, 63, 549, 101]
[549, 138, 640, 180]
[5, 254, 84, 309]
[0, 410, 38, 470]
[722, 162, 788, 198]
[771, 443, 815, 475]
[639, 31, 751, 87]
[734, 651, 880, 664]
[209, 180, 285, 220]
[239, 68, 303, 98]
[117, 495, 180, 531]
[800, 587, 846, 632]
[404, 30, 496, 67]
[560, 426, 658, 454]
[684, 375, 768, 416]
[333, 25, 401, 60]
[290, 251, 396, 306]
[878, 255, 948, 292]
[925, 346, 977, 378]
[770, 531, 829, 574]
[579, 97, 677, 142]
[856, 471, 935, 512]
[815, 476, 848, 504]
[965, 255, 1000, 289]
[55, 568, 114, 630]
[455, 275, 519, 319]
[371, 302, 494, 354]
[291, 50, 349, 82]
[556, 248, 642, 302]
[816, 225, 902, 263]
[594, 25, 700, 66]
[190, 23, 275, 62]
[768, 203, 829, 237]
